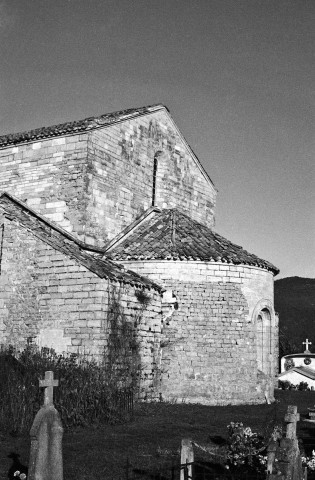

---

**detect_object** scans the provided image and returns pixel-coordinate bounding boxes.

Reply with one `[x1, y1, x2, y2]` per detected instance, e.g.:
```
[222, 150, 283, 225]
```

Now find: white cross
[39, 370, 59, 406]
[303, 339, 312, 352]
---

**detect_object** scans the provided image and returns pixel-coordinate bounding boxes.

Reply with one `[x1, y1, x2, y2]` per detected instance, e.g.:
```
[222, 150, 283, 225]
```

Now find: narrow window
[0, 224, 4, 275]
[152, 151, 162, 207]
[152, 156, 158, 206]
[256, 308, 272, 374]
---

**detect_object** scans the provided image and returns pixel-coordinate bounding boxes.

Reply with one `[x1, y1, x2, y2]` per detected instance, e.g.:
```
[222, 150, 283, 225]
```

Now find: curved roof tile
[107, 209, 279, 274]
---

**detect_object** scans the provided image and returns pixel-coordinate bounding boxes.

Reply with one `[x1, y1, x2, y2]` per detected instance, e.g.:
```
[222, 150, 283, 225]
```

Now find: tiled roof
[278, 366, 315, 381]
[0, 104, 165, 147]
[283, 353, 315, 358]
[0, 192, 162, 291]
[106, 209, 279, 274]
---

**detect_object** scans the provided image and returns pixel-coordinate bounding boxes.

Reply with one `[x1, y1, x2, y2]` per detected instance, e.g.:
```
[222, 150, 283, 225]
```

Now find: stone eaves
[105, 208, 279, 275]
[0, 192, 162, 291]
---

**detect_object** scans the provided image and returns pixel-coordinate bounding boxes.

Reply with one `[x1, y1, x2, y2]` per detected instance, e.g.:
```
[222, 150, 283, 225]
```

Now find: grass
[1, 389, 315, 480]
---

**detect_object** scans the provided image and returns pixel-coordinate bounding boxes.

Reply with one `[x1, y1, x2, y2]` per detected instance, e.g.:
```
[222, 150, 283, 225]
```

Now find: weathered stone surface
[0, 108, 216, 246]
[28, 371, 63, 480]
[267, 406, 304, 480]
[0, 105, 279, 405]
[0, 208, 162, 398]
[121, 260, 277, 405]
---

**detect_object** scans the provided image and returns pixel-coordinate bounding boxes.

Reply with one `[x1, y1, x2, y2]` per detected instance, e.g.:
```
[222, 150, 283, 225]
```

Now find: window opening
[152, 156, 158, 206]
[256, 308, 272, 374]
[0, 224, 4, 275]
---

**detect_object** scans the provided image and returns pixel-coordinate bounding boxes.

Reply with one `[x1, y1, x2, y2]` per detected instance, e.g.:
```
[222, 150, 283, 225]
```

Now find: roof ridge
[0, 104, 166, 147]
[104, 206, 161, 253]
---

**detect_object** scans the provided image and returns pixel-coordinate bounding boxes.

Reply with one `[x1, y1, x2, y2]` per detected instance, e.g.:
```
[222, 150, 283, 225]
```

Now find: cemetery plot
[2, 389, 315, 479]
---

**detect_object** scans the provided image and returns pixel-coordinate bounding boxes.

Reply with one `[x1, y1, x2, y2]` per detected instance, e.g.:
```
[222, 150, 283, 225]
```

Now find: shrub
[0, 344, 134, 434]
[302, 451, 315, 472]
[225, 422, 267, 474]
[278, 380, 292, 390]
[298, 381, 309, 391]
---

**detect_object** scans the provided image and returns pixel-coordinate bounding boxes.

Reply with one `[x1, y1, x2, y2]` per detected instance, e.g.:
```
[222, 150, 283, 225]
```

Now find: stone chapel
[0, 104, 279, 405]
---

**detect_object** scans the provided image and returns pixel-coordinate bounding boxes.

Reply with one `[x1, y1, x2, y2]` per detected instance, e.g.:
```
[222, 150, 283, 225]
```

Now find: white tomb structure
[278, 339, 315, 388]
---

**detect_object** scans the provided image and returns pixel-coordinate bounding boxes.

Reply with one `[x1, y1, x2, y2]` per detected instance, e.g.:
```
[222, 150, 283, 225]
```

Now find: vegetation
[275, 277, 315, 357]
[0, 344, 134, 435]
[0, 289, 147, 435]
[278, 380, 310, 391]
[2, 389, 315, 480]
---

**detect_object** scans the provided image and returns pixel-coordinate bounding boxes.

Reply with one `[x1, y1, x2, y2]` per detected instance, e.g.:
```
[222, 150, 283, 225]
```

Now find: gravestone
[267, 405, 305, 480]
[180, 439, 194, 480]
[307, 405, 315, 422]
[28, 371, 63, 480]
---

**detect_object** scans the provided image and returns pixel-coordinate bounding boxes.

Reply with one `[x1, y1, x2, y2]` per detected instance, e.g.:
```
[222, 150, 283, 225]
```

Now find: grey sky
[0, 0, 314, 278]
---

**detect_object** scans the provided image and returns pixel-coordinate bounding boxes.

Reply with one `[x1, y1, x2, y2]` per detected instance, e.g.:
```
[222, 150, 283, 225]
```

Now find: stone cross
[39, 370, 59, 406]
[284, 405, 299, 440]
[303, 339, 312, 352]
[28, 370, 63, 480]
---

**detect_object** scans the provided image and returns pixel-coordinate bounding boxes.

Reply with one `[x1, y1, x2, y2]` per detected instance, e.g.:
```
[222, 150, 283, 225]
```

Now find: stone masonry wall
[86, 109, 216, 245]
[0, 109, 216, 247]
[0, 219, 162, 397]
[0, 134, 92, 238]
[118, 260, 277, 405]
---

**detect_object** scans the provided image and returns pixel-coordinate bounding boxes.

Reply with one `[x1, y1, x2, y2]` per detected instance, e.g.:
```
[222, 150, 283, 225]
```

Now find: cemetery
[278, 340, 315, 390]
[1, 343, 315, 480]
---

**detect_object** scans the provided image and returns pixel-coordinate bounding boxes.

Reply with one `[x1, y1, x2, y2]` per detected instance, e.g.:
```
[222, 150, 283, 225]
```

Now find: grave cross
[303, 338, 312, 352]
[39, 370, 59, 406]
[284, 405, 299, 440]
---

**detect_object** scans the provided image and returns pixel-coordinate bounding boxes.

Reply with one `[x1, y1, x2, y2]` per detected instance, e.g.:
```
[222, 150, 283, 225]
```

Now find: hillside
[275, 276, 315, 356]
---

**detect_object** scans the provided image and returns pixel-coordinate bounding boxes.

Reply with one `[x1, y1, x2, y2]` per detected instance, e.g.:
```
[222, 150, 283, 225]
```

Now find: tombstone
[267, 405, 304, 480]
[180, 438, 194, 480]
[285, 405, 300, 439]
[28, 371, 63, 480]
[307, 405, 315, 422]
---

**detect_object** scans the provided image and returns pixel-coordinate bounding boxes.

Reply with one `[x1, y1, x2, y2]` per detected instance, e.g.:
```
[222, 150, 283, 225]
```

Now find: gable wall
[0, 134, 91, 239]
[0, 109, 216, 247]
[87, 110, 216, 245]
[0, 219, 162, 397]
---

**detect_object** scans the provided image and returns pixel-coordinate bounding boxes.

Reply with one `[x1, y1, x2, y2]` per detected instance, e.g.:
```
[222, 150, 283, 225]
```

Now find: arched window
[152, 151, 162, 207]
[256, 308, 272, 374]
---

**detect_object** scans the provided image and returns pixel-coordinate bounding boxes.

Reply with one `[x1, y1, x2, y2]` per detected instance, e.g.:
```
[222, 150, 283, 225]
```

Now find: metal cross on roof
[39, 370, 59, 406]
[303, 339, 312, 352]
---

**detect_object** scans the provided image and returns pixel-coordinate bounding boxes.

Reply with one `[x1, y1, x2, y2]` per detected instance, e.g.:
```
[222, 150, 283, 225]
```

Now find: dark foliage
[275, 277, 315, 357]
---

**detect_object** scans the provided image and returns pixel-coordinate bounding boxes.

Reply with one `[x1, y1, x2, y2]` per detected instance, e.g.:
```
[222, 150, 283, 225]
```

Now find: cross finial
[303, 339, 312, 352]
[39, 370, 59, 406]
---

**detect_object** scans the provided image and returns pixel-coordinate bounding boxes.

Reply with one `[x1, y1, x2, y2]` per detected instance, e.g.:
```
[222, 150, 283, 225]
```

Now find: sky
[0, 0, 314, 279]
